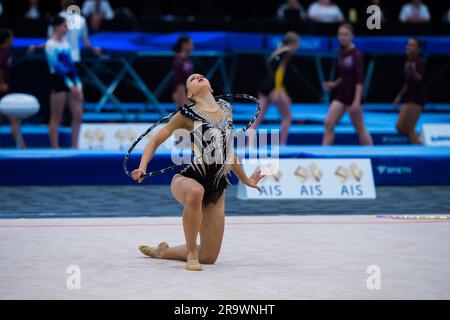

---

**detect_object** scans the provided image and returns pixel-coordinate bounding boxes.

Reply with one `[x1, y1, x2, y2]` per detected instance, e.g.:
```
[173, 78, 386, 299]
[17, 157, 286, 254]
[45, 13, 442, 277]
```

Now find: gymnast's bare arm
[131, 112, 191, 183]
[226, 103, 264, 191]
[231, 153, 264, 192]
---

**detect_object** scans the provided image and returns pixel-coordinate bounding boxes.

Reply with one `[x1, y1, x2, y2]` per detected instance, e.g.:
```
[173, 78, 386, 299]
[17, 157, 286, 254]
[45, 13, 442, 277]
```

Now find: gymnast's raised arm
[132, 112, 190, 183]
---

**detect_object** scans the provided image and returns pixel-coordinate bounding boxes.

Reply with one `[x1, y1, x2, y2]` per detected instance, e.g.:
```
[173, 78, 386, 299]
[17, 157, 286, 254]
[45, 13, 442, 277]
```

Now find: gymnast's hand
[93, 47, 102, 55]
[393, 95, 402, 108]
[322, 81, 335, 92]
[131, 169, 146, 183]
[245, 169, 265, 192]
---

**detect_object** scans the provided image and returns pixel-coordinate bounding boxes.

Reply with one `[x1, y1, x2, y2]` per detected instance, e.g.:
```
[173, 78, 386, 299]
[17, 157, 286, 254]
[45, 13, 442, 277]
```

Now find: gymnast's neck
[192, 91, 218, 111]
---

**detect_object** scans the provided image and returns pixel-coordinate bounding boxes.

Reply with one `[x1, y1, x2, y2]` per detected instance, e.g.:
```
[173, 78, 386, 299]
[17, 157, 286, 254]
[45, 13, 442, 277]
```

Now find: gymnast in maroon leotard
[172, 36, 195, 110]
[0, 29, 26, 148]
[394, 37, 426, 144]
[322, 23, 373, 146]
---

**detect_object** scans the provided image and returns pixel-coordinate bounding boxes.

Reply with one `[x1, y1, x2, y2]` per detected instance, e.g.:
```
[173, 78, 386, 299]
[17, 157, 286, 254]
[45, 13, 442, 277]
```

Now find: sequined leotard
[178, 98, 235, 206]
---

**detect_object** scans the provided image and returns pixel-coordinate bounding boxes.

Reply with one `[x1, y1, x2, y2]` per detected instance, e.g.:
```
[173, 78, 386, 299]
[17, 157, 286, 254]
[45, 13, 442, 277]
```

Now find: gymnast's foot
[139, 242, 169, 258]
[186, 252, 203, 271]
[186, 259, 203, 271]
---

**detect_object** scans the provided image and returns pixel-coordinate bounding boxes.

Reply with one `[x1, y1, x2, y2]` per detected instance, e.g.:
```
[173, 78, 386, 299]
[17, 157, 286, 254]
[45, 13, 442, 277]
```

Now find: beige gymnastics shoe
[139, 242, 169, 258]
[186, 259, 203, 271]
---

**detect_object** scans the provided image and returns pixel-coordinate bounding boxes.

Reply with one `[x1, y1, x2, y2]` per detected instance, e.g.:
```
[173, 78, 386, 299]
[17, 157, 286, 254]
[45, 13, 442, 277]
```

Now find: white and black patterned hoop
[123, 93, 261, 179]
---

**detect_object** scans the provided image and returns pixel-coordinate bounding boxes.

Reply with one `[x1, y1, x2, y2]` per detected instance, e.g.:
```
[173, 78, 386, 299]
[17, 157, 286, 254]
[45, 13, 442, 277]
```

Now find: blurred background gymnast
[45, 16, 83, 149]
[249, 31, 300, 147]
[172, 35, 194, 110]
[0, 29, 26, 148]
[322, 23, 373, 146]
[394, 37, 426, 145]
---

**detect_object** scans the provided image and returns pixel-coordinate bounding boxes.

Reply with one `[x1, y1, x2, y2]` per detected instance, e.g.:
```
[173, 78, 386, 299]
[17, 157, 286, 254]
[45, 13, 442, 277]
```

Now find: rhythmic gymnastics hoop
[123, 93, 261, 179]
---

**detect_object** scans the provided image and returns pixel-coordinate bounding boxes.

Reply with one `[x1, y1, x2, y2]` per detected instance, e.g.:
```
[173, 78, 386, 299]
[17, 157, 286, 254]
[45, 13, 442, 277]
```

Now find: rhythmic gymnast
[0, 29, 26, 148]
[172, 35, 195, 110]
[394, 37, 426, 145]
[130, 74, 264, 271]
[45, 16, 83, 149]
[322, 23, 373, 146]
[249, 31, 300, 146]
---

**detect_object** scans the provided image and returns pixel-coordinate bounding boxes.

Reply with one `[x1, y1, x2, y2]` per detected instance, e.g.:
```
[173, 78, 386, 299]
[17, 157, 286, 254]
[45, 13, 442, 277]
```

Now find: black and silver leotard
[177, 98, 235, 206]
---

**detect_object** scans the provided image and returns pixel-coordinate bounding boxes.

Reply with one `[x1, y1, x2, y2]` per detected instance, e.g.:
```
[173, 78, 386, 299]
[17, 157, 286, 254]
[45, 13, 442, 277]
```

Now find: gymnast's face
[287, 39, 300, 52]
[338, 26, 353, 47]
[186, 74, 212, 100]
[183, 39, 194, 54]
[406, 38, 419, 56]
[55, 22, 69, 37]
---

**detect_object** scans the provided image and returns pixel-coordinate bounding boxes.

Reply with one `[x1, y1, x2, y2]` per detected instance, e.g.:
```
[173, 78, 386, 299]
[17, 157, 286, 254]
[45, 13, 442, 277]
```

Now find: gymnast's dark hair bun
[49, 15, 67, 27]
[339, 23, 354, 34]
[173, 35, 192, 53]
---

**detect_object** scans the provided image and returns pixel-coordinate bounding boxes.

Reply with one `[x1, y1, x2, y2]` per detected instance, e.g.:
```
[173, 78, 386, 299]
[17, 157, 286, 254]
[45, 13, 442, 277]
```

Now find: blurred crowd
[1, 0, 450, 32]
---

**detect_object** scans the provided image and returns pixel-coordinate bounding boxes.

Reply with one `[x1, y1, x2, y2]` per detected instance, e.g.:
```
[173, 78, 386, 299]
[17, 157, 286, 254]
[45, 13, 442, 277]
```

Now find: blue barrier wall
[13, 32, 450, 55]
[1, 147, 449, 186]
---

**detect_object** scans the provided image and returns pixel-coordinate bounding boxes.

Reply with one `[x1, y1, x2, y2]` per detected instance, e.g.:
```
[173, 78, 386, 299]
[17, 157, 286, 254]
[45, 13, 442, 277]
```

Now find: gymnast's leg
[396, 103, 422, 144]
[275, 91, 292, 145]
[141, 175, 226, 267]
[49, 91, 67, 148]
[141, 174, 203, 262]
[248, 93, 270, 147]
[322, 100, 346, 146]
